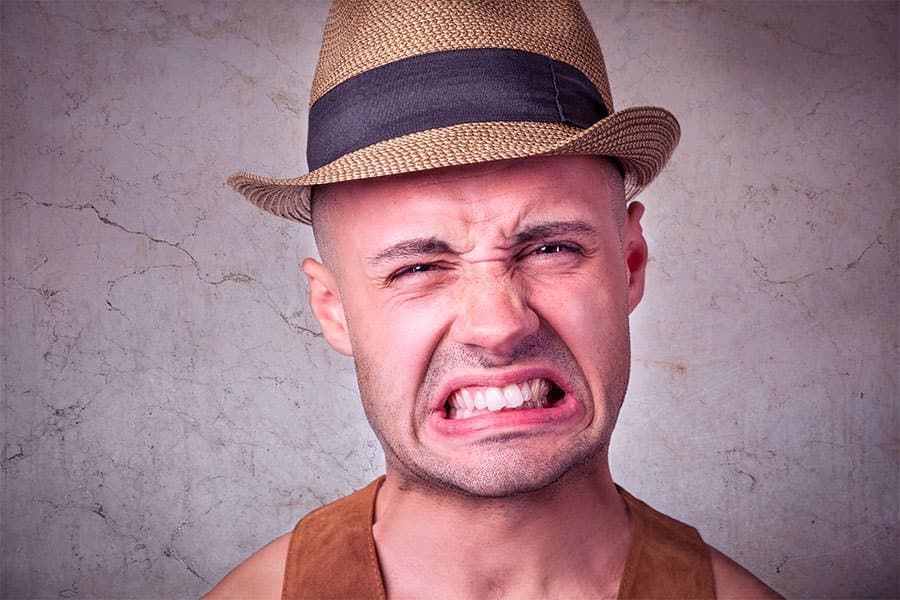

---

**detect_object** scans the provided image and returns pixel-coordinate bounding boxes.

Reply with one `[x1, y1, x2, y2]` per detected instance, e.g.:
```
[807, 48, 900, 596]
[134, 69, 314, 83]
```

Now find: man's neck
[372, 460, 631, 599]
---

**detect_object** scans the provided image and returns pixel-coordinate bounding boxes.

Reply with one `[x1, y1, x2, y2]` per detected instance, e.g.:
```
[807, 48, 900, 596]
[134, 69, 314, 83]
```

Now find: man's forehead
[311, 155, 625, 262]
[319, 155, 622, 212]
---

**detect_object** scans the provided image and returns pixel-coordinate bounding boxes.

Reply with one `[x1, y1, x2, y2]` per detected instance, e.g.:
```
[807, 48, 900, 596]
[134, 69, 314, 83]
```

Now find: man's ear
[623, 201, 648, 314]
[302, 258, 352, 356]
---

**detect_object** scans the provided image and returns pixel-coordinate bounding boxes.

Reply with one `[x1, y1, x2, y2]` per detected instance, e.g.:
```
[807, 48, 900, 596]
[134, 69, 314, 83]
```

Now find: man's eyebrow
[367, 237, 455, 266]
[511, 221, 599, 244]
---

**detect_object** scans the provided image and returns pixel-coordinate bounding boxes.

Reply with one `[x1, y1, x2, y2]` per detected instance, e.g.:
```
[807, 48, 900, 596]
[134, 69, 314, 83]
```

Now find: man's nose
[450, 269, 540, 359]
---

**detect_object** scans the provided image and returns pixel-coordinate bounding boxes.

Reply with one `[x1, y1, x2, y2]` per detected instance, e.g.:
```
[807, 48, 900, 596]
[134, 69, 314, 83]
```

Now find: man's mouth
[443, 378, 565, 419]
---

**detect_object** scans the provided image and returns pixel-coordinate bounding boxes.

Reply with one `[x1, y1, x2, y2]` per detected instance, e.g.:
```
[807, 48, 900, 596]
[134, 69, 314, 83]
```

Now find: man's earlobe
[301, 258, 353, 356]
[624, 201, 648, 314]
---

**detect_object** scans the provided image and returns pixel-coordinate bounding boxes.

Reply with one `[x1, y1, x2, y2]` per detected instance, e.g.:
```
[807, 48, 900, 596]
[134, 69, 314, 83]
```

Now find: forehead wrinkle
[325, 156, 624, 273]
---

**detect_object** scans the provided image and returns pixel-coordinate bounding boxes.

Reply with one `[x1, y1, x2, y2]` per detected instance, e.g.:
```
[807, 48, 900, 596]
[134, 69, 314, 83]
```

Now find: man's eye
[388, 263, 439, 283]
[404, 264, 435, 274]
[533, 243, 581, 255]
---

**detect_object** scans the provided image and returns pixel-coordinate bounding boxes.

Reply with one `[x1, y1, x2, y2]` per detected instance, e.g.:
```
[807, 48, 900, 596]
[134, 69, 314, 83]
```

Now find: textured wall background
[1, 1, 897, 598]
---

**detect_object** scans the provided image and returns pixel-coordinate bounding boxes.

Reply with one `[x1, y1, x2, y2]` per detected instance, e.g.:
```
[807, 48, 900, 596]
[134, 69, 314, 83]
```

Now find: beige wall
[2, 1, 897, 597]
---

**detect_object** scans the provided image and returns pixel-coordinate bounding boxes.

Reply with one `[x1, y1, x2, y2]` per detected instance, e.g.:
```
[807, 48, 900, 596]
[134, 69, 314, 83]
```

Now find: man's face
[304, 155, 647, 497]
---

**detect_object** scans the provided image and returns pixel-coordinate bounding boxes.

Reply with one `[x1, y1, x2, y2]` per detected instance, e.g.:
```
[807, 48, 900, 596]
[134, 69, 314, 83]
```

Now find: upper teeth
[447, 379, 551, 419]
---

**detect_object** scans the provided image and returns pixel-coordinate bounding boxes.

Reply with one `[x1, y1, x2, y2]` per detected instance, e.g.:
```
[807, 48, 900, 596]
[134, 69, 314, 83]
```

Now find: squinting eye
[388, 263, 439, 282]
[538, 244, 565, 253]
[404, 264, 434, 274]
[535, 244, 577, 254]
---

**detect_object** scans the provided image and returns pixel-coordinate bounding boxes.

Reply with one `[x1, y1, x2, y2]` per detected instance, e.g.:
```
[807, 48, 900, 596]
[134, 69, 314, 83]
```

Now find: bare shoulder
[202, 533, 292, 600]
[709, 545, 783, 599]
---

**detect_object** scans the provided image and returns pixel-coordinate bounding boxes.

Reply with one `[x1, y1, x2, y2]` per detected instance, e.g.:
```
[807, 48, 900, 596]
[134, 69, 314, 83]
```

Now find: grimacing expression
[303, 155, 648, 497]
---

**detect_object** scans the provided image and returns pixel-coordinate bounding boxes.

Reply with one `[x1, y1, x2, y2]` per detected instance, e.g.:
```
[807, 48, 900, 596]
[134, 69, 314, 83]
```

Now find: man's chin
[440, 473, 572, 499]
[388, 442, 607, 499]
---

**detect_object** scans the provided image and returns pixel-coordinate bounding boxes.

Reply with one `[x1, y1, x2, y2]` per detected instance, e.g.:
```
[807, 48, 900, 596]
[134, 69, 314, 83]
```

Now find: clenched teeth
[445, 379, 558, 419]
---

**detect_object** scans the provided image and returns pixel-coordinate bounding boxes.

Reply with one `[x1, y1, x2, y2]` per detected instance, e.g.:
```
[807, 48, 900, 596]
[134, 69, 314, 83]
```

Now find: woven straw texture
[228, 0, 680, 224]
[312, 0, 613, 110]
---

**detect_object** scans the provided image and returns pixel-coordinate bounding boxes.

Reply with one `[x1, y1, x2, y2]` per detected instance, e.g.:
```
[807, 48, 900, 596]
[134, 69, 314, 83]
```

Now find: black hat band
[306, 48, 609, 171]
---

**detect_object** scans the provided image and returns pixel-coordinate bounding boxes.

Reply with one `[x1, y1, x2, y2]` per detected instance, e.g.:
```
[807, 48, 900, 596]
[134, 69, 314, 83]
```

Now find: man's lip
[429, 367, 572, 413]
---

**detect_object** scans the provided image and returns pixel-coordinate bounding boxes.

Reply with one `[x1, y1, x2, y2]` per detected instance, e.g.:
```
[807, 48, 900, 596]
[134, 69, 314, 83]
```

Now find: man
[209, 0, 780, 597]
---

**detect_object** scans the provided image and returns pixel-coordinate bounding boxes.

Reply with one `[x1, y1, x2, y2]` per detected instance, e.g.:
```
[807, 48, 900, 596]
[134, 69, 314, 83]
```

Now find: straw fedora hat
[228, 0, 680, 225]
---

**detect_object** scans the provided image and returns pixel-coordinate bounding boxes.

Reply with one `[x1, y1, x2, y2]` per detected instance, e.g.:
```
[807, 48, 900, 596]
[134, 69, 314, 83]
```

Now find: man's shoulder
[709, 545, 783, 599]
[203, 479, 383, 598]
[619, 487, 781, 598]
[201, 533, 291, 600]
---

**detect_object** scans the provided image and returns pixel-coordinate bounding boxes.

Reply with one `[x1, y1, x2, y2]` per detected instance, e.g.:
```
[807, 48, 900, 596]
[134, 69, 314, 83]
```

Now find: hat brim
[228, 105, 679, 225]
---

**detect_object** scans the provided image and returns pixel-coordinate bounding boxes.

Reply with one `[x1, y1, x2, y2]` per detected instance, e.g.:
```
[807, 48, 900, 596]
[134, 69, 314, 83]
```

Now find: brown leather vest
[282, 477, 714, 599]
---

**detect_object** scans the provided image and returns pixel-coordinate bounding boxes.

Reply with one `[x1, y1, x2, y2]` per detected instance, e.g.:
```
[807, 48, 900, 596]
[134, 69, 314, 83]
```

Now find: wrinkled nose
[450, 269, 540, 359]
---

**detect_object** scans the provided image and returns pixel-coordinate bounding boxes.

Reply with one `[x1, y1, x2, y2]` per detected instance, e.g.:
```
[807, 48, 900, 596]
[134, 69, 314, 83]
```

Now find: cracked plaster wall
[1, 1, 897, 598]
